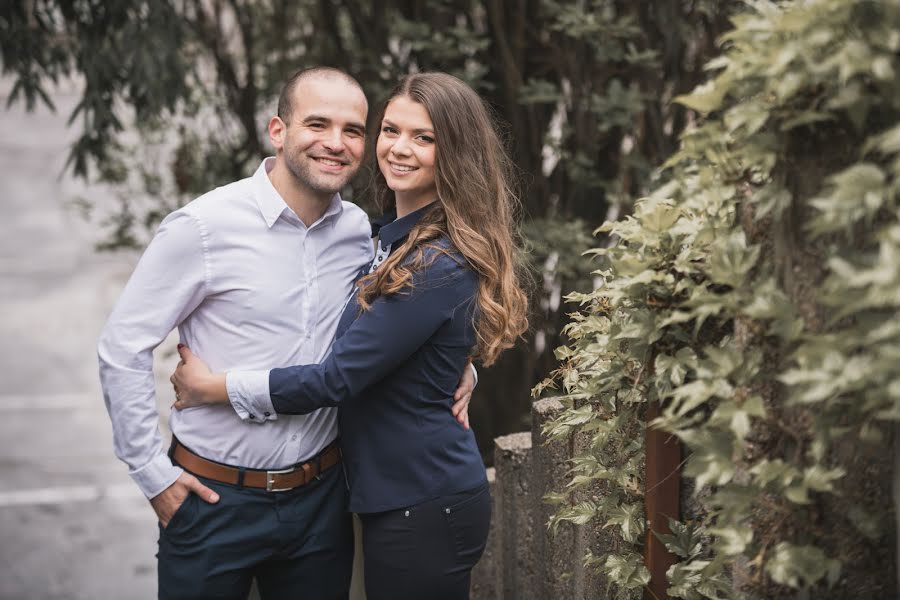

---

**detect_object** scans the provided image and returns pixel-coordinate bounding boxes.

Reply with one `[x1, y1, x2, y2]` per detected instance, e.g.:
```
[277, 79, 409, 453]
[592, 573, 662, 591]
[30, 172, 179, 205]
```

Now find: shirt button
[264, 412, 271, 417]
[249, 414, 255, 420]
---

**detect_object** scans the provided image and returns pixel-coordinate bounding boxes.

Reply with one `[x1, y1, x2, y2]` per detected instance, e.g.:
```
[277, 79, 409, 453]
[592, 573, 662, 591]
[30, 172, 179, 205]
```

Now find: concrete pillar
[494, 431, 536, 600]
[531, 398, 585, 599]
[470, 468, 499, 600]
[576, 435, 617, 598]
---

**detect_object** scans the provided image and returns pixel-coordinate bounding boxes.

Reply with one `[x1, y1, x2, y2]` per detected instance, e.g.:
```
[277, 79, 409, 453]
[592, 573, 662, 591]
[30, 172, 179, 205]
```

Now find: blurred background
[1, 0, 737, 455]
[0, 77, 160, 598]
[0, 1, 784, 598]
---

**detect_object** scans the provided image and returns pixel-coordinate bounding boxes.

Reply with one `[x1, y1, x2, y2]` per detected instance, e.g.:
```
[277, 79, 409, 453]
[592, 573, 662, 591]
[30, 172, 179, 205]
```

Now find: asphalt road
[0, 80, 167, 600]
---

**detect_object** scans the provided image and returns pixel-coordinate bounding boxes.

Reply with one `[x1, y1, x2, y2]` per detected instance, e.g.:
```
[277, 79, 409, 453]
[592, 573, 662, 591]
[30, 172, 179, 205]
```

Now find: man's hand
[150, 471, 219, 528]
[451, 361, 476, 430]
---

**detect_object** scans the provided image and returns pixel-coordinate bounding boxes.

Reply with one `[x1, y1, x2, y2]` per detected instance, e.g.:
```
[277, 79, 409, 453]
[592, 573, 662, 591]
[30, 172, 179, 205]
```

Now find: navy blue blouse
[269, 203, 487, 513]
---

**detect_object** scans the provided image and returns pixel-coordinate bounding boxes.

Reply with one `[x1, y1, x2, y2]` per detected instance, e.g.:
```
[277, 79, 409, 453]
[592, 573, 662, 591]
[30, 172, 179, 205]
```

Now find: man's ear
[268, 116, 286, 152]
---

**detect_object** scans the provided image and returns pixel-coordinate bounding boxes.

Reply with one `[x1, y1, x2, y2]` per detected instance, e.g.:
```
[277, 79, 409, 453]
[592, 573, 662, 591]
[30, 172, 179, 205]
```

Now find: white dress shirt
[98, 158, 373, 499]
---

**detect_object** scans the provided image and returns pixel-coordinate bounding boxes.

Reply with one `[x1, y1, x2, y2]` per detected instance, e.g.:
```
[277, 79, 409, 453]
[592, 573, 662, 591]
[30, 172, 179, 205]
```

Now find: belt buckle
[266, 466, 297, 492]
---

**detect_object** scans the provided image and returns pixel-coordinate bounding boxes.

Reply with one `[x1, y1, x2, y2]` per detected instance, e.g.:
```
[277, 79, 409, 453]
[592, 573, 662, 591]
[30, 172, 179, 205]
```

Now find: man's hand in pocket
[150, 472, 219, 528]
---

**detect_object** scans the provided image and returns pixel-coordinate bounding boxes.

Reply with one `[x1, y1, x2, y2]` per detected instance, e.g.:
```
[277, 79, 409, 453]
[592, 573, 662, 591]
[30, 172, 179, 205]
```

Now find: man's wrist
[132, 454, 183, 499]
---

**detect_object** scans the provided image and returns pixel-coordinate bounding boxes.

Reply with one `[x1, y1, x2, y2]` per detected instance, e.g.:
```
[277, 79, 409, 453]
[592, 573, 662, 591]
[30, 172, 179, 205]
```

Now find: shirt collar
[376, 202, 438, 250]
[252, 157, 343, 228]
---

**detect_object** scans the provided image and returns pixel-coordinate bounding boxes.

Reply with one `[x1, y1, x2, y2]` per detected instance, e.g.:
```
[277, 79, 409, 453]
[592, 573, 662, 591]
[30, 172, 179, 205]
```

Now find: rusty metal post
[643, 401, 681, 600]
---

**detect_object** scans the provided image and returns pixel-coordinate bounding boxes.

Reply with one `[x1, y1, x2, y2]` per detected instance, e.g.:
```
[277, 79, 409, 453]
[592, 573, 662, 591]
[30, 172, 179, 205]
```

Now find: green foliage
[540, 0, 900, 596]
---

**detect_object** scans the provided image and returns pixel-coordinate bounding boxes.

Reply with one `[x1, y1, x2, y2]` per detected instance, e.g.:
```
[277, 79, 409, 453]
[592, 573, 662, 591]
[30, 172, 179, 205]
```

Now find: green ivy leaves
[539, 0, 900, 597]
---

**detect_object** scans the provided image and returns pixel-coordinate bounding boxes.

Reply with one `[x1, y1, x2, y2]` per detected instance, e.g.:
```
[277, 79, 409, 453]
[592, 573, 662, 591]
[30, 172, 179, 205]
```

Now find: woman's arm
[172, 253, 477, 419]
[171, 345, 478, 428]
[265, 255, 476, 416]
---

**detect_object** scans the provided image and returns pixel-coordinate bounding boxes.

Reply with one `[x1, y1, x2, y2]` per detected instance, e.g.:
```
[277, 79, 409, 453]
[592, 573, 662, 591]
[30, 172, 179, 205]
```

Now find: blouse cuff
[226, 370, 277, 424]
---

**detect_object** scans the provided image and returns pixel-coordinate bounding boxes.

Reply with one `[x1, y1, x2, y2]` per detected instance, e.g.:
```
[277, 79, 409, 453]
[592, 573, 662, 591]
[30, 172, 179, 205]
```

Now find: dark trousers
[157, 464, 353, 600]
[359, 483, 491, 600]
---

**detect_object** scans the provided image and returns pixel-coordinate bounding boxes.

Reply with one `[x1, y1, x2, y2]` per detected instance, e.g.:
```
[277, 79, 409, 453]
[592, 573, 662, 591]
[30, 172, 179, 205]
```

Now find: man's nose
[322, 129, 346, 153]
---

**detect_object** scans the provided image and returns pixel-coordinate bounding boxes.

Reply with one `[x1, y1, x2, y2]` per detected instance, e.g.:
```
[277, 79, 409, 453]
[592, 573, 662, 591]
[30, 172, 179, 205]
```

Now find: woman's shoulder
[421, 237, 466, 268]
[414, 237, 477, 286]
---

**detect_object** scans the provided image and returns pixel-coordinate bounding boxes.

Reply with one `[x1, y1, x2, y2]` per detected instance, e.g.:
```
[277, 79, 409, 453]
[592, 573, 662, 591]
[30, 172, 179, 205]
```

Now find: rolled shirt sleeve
[97, 211, 209, 499]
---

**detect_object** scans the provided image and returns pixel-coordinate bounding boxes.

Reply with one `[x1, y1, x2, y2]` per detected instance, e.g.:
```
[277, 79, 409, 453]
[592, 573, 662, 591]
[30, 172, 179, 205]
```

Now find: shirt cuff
[226, 370, 277, 424]
[469, 362, 478, 387]
[131, 452, 183, 499]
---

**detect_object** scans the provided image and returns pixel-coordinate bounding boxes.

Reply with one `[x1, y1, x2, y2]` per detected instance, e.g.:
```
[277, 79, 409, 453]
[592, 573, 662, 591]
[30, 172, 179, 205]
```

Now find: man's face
[276, 78, 368, 195]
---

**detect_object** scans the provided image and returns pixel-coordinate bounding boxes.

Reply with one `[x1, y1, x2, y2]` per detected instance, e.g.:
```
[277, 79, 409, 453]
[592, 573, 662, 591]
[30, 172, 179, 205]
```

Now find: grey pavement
[0, 80, 170, 600]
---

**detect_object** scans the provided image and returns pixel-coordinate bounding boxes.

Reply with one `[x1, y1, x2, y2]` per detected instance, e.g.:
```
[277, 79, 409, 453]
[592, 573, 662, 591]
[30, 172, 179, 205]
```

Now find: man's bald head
[277, 67, 366, 124]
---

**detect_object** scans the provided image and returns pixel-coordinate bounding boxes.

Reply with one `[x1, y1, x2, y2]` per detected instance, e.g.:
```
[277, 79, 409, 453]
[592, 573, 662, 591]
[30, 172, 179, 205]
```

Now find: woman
[172, 72, 528, 599]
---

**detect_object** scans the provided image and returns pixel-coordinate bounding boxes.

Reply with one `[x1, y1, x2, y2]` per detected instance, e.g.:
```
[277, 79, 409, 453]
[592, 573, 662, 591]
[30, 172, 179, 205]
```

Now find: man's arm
[451, 361, 477, 430]
[98, 210, 217, 522]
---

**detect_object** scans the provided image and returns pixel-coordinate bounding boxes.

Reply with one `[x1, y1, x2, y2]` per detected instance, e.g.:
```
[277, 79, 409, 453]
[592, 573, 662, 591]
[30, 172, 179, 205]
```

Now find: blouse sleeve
[227, 251, 477, 420]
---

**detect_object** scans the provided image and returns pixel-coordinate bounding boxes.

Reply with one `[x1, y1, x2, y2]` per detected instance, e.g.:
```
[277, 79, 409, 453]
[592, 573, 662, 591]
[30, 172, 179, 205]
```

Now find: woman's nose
[390, 136, 412, 156]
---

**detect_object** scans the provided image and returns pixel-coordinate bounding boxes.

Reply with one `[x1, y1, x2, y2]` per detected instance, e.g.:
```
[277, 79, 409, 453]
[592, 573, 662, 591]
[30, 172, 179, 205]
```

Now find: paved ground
[0, 79, 167, 599]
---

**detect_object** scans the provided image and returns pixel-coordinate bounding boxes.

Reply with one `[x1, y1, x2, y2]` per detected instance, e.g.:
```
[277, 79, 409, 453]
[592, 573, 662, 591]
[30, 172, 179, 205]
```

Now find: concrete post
[494, 431, 535, 600]
[531, 397, 584, 599]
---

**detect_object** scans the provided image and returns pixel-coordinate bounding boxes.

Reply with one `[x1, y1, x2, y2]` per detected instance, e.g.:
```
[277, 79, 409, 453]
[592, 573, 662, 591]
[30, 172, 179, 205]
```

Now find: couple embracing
[98, 67, 528, 600]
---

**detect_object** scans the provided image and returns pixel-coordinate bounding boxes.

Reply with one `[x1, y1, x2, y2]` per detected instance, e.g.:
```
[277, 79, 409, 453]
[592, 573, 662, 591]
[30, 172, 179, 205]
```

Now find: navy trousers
[157, 464, 353, 600]
[359, 483, 491, 600]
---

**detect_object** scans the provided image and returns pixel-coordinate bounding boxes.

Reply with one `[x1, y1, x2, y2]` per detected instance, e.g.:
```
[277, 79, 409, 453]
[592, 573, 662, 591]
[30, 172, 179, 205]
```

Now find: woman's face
[376, 95, 437, 208]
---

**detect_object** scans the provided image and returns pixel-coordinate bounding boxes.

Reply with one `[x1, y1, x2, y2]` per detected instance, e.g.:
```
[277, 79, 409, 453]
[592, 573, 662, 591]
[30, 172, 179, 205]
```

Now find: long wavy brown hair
[356, 72, 528, 366]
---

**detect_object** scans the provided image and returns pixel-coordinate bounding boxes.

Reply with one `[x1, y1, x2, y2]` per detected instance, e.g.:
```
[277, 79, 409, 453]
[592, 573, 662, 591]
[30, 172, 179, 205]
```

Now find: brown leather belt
[171, 438, 341, 492]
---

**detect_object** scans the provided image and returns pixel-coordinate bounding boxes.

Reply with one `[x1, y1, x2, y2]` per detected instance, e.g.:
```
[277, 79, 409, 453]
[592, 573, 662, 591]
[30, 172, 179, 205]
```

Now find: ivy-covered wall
[539, 1, 900, 597]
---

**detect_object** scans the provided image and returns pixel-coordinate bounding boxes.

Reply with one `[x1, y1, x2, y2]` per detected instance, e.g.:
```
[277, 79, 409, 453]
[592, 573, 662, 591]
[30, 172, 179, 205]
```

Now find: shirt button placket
[299, 230, 311, 357]
[306, 235, 318, 351]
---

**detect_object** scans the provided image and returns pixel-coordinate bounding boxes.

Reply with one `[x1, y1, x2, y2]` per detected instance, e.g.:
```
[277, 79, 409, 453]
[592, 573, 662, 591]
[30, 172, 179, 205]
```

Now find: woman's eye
[382, 126, 397, 134]
[417, 135, 434, 144]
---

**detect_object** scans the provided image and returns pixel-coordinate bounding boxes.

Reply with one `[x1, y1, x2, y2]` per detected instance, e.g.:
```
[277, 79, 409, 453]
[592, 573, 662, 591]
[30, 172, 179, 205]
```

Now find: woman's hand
[170, 344, 229, 409]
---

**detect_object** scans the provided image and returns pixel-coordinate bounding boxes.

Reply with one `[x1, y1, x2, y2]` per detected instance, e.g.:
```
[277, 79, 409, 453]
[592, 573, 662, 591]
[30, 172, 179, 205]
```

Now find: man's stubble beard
[284, 149, 357, 196]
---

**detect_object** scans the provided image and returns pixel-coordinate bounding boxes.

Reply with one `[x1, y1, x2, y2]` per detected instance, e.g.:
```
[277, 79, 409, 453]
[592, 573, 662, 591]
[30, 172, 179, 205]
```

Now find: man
[98, 68, 473, 599]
